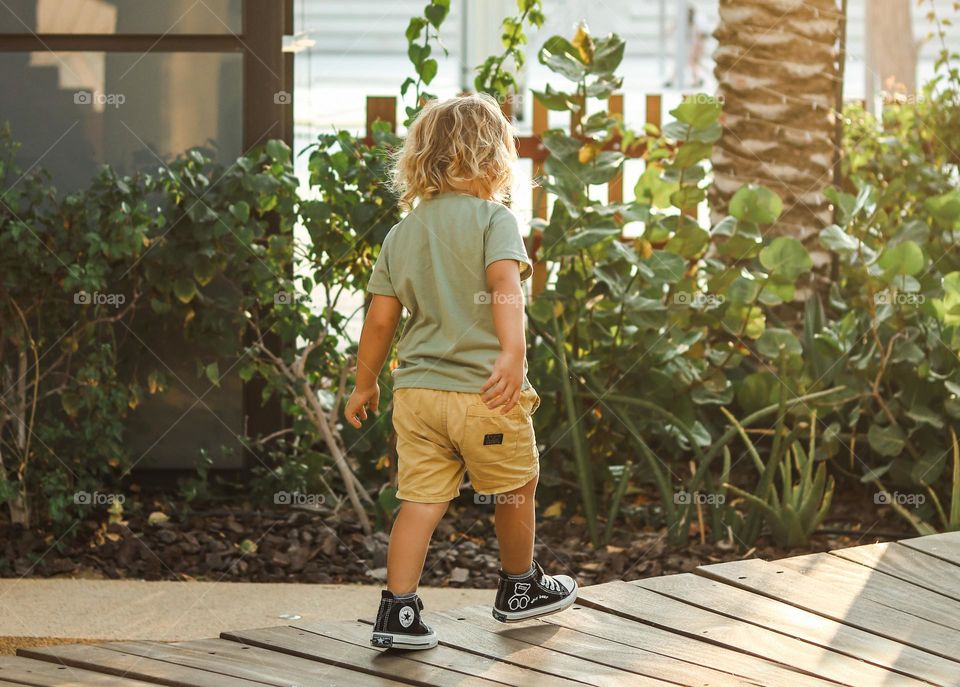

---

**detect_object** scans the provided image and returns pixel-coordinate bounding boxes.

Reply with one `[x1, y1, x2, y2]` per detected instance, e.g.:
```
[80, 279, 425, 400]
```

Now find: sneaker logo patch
[398, 606, 415, 628]
[483, 433, 504, 446]
[507, 583, 532, 611]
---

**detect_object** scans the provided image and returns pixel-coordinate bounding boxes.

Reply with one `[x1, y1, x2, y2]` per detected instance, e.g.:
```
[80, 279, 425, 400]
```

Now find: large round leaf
[877, 240, 924, 277]
[727, 273, 761, 304]
[644, 251, 686, 286]
[755, 328, 803, 359]
[669, 96, 722, 129]
[759, 237, 812, 281]
[590, 34, 625, 74]
[665, 221, 710, 258]
[819, 224, 862, 258]
[173, 277, 197, 304]
[729, 185, 783, 224]
[867, 424, 906, 457]
[538, 36, 587, 81]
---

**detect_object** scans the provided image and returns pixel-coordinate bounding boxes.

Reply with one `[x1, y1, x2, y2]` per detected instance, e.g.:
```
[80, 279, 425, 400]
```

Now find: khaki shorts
[392, 387, 541, 503]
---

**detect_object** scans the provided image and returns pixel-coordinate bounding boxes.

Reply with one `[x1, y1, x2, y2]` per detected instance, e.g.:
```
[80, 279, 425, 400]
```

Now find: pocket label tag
[483, 433, 504, 446]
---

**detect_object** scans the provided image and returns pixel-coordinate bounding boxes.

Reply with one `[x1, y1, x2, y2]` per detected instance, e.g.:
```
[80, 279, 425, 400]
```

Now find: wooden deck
[5, 532, 960, 686]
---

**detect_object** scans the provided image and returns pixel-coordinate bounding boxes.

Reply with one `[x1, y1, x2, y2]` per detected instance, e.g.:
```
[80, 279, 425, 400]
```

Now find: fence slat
[646, 93, 662, 132]
[608, 94, 624, 204]
[365, 96, 397, 143]
[531, 96, 550, 298]
[360, 92, 668, 299]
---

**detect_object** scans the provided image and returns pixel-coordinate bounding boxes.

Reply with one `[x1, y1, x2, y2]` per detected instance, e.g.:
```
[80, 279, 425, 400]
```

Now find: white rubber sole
[492, 582, 579, 623]
[371, 631, 438, 650]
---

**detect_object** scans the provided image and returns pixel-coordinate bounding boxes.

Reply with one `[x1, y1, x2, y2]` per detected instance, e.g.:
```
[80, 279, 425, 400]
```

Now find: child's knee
[401, 499, 449, 521]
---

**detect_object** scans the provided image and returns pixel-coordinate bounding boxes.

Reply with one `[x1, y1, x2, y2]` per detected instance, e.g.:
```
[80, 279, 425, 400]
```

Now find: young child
[344, 93, 577, 650]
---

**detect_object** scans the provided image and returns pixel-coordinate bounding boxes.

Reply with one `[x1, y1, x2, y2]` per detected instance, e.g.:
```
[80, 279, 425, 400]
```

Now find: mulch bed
[0, 490, 913, 586]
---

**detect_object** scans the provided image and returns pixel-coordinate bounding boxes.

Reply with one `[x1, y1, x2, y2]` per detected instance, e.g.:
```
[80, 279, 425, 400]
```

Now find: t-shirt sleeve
[484, 205, 533, 281]
[367, 233, 396, 297]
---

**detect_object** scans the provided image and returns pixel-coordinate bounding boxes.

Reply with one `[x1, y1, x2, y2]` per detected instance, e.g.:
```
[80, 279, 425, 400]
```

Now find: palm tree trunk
[711, 0, 844, 270]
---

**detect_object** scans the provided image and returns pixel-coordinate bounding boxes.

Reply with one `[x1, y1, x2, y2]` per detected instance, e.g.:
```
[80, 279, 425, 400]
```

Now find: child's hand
[344, 384, 380, 429]
[481, 350, 524, 414]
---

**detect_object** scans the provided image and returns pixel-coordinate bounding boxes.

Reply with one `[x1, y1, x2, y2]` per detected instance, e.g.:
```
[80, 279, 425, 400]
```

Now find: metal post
[675, 0, 688, 90]
[460, 0, 470, 91]
[659, 0, 666, 80]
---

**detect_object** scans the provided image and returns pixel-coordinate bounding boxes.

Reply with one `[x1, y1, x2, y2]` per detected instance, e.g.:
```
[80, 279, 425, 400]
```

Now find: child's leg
[386, 500, 449, 594]
[494, 475, 538, 575]
[490, 473, 577, 623]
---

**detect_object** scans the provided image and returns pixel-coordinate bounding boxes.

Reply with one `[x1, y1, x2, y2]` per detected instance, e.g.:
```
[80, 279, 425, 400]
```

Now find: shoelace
[539, 573, 565, 594]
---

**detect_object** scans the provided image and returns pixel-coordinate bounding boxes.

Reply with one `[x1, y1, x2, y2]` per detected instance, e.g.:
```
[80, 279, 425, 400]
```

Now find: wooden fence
[363, 92, 666, 295]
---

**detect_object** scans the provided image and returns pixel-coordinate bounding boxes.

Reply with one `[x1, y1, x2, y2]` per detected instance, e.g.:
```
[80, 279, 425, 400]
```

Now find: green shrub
[0, 128, 298, 529]
[525, 21, 960, 548]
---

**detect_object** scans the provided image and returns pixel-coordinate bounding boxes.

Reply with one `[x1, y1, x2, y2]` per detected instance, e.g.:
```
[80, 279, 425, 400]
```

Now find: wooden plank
[541, 602, 848, 687]
[413, 612, 672, 686]
[776, 552, 960, 632]
[899, 531, 960, 567]
[0, 655, 164, 687]
[529, 95, 549, 299]
[577, 580, 906, 686]
[442, 605, 761, 687]
[636, 572, 959, 686]
[364, 95, 397, 145]
[98, 639, 400, 687]
[831, 541, 960, 603]
[698, 558, 960, 663]
[224, 624, 507, 687]
[607, 94, 624, 204]
[283, 619, 585, 687]
[500, 95, 513, 123]
[646, 94, 662, 132]
[18, 643, 271, 687]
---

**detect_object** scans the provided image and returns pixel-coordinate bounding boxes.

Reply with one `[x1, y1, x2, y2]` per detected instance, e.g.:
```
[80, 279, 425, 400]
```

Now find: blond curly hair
[390, 93, 517, 210]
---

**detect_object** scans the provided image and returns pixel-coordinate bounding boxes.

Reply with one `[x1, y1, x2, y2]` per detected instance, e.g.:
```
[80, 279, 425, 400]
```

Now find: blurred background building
[0, 0, 290, 469]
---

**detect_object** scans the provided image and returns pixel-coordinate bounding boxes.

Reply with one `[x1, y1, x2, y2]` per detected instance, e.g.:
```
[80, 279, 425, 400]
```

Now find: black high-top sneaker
[370, 590, 438, 650]
[492, 560, 578, 623]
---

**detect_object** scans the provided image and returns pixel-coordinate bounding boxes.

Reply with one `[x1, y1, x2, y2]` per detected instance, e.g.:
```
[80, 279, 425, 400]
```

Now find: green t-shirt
[367, 192, 533, 393]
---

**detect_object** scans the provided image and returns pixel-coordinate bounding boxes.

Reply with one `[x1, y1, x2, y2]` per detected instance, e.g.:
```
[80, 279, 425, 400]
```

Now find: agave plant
[723, 406, 834, 548]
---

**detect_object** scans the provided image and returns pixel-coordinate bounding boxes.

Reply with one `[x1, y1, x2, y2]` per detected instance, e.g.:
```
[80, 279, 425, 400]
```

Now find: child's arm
[481, 259, 526, 414]
[344, 294, 403, 428]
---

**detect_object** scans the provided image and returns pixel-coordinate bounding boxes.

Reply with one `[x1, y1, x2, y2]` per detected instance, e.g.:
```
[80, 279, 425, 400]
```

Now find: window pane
[0, 0, 242, 34]
[0, 50, 245, 469]
[0, 51, 242, 191]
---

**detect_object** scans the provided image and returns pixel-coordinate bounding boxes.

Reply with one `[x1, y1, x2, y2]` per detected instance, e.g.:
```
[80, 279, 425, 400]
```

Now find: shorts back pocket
[462, 404, 519, 462]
